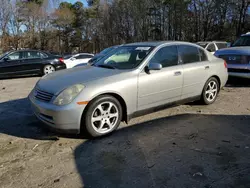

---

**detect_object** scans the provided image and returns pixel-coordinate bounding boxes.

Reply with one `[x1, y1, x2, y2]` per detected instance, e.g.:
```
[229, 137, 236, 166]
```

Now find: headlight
[53, 84, 85, 106]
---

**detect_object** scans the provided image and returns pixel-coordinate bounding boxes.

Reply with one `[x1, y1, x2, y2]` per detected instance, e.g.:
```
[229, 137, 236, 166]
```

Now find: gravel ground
[0, 77, 250, 188]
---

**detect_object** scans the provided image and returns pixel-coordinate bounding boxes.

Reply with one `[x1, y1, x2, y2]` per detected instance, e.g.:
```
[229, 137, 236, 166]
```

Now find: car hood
[215, 47, 250, 56]
[36, 65, 123, 95]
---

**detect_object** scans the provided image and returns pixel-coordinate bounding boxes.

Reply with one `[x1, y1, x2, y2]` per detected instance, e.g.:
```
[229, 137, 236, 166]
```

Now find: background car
[64, 53, 94, 68]
[88, 45, 121, 64]
[197, 41, 228, 54]
[29, 41, 228, 137]
[214, 32, 250, 79]
[0, 50, 66, 78]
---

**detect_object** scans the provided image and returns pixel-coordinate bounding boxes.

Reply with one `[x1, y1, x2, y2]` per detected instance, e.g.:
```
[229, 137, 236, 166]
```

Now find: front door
[0, 51, 23, 76]
[138, 45, 183, 111]
[19, 51, 44, 73]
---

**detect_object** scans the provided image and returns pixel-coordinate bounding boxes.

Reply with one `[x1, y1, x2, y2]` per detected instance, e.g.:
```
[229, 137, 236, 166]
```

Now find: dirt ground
[0, 77, 250, 188]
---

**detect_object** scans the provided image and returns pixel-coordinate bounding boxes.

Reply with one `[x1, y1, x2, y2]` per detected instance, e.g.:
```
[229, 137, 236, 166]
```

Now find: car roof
[241, 33, 250, 36]
[123, 41, 205, 47]
[197, 41, 227, 43]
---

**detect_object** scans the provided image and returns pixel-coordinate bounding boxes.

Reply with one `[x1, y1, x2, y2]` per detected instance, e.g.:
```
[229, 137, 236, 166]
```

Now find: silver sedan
[29, 41, 228, 137]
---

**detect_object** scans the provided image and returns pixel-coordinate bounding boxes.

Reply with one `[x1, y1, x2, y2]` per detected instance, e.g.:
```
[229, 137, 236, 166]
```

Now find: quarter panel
[181, 61, 210, 99]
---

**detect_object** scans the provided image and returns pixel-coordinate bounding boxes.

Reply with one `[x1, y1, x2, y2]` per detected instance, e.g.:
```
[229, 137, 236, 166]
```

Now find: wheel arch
[210, 75, 221, 91]
[81, 92, 128, 126]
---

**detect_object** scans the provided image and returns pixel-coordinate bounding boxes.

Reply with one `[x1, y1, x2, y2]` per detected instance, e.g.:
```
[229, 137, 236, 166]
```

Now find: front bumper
[29, 94, 86, 134]
[227, 64, 250, 79]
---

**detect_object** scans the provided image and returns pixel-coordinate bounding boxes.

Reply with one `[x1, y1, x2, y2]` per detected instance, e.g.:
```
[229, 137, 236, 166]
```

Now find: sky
[65, 0, 88, 6]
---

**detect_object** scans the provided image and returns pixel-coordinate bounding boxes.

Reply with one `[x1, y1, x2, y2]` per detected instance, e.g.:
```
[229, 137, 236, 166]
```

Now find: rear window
[178, 45, 200, 64]
[216, 43, 227, 49]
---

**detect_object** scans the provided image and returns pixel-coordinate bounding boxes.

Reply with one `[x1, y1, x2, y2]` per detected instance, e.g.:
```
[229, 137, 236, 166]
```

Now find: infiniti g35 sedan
[0, 50, 66, 78]
[29, 41, 228, 137]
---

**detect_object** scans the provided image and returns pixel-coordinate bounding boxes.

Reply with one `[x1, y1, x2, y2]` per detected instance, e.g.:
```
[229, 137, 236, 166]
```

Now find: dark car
[0, 50, 66, 78]
[88, 45, 121, 64]
[214, 33, 250, 79]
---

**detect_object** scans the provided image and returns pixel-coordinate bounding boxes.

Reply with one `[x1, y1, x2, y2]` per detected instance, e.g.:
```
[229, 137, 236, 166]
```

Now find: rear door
[20, 51, 45, 73]
[178, 45, 209, 99]
[0, 51, 23, 76]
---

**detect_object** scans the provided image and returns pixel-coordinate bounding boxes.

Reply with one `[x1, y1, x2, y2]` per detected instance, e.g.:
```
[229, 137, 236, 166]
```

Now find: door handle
[205, 66, 210, 70]
[174, 71, 182, 76]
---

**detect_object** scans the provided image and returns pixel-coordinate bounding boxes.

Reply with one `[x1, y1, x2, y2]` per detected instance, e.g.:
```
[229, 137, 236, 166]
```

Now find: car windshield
[0, 51, 10, 59]
[232, 36, 250, 47]
[197, 43, 208, 48]
[93, 46, 153, 70]
[99, 46, 116, 55]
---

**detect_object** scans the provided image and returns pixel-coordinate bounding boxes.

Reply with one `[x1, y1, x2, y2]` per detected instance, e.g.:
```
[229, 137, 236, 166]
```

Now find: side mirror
[71, 57, 76, 61]
[145, 63, 162, 73]
[3, 57, 9, 61]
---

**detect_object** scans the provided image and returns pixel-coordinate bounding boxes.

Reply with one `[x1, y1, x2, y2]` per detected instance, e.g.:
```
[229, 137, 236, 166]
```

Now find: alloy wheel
[44, 65, 55, 75]
[205, 81, 218, 102]
[91, 102, 119, 134]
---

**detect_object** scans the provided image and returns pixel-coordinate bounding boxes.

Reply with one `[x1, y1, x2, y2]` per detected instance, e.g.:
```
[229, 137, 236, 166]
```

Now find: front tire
[201, 77, 219, 105]
[82, 95, 122, 137]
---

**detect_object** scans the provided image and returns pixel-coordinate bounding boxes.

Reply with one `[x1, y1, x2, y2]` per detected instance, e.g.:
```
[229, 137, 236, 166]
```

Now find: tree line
[0, 0, 249, 54]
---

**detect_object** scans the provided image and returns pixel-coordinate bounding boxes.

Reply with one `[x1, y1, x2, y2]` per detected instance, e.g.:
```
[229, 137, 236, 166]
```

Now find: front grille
[228, 68, 250, 73]
[219, 55, 247, 64]
[35, 88, 54, 102]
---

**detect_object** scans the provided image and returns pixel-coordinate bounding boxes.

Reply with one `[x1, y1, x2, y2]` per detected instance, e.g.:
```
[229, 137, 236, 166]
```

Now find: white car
[64, 53, 94, 68]
[197, 41, 228, 54]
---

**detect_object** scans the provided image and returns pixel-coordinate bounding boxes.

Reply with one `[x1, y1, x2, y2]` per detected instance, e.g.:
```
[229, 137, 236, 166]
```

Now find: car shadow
[0, 98, 80, 140]
[74, 114, 250, 188]
[0, 75, 41, 80]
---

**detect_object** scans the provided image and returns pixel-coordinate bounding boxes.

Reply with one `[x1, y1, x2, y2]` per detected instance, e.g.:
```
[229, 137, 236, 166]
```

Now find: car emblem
[228, 56, 236, 61]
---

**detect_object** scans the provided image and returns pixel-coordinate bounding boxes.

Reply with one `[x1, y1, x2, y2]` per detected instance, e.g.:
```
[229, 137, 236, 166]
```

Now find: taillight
[59, 58, 64, 63]
[224, 60, 227, 68]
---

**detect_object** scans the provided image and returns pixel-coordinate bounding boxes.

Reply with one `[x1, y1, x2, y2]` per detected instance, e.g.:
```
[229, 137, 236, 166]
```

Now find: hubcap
[44, 65, 55, 74]
[91, 102, 119, 134]
[205, 81, 218, 102]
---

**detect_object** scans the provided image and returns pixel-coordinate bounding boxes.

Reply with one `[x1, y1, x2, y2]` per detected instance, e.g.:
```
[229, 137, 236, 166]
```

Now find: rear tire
[82, 95, 122, 137]
[201, 77, 219, 105]
[43, 65, 55, 75]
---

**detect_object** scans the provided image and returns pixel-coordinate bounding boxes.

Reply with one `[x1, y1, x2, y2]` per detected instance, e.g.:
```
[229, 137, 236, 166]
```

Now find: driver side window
[7, 52, 21, 60]
[150, 45, 179, 68]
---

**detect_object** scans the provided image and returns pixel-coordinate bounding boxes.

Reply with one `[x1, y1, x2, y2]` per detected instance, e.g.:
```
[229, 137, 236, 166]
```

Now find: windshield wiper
[96, 64, 116, 69]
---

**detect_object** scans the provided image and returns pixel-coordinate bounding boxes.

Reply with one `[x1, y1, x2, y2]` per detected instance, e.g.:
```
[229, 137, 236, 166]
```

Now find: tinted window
[215, 43, 227, 49]
[39, 52, 48, 58]
[199, 48, 208, 61]
[197, 42, 208, 48]
[178, 45, 200, 64]
[76, 55, 93, 59]
[206, 43, 216, 52]
[7, 52, 21, 60]
[23, 51, 41, 59]
[150, 45, 178, 68]
[232, 36, 250, 47]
